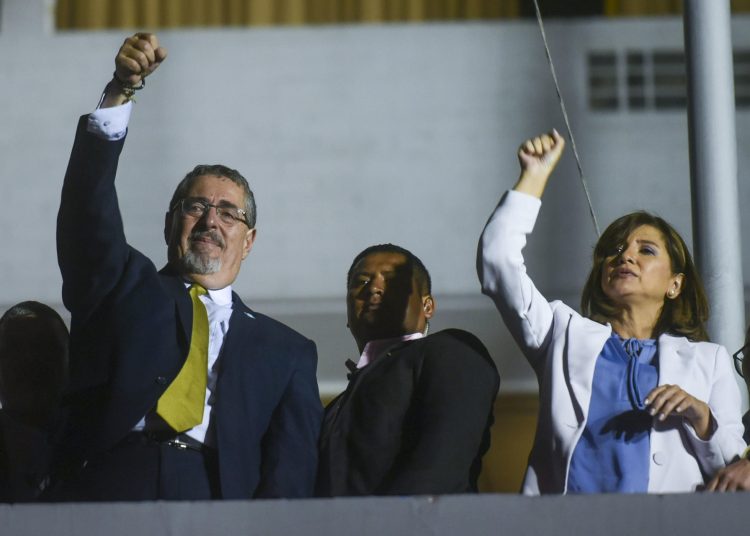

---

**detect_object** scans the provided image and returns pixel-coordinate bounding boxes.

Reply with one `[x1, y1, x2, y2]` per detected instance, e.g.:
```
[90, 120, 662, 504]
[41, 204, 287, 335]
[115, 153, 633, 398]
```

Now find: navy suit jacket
[56, 116, 322, 499]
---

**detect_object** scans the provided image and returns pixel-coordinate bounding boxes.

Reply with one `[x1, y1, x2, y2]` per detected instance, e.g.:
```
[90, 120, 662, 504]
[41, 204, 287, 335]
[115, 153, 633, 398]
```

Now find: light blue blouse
[566, 334, 658, 493]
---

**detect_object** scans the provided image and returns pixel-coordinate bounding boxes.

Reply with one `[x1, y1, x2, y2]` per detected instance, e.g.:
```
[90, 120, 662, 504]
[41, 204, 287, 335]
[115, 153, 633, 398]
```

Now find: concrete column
[683, 0, 747, 404]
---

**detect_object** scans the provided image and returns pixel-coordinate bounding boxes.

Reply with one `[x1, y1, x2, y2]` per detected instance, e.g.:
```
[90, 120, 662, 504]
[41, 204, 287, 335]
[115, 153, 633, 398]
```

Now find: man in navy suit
[53, 33, 322, 501]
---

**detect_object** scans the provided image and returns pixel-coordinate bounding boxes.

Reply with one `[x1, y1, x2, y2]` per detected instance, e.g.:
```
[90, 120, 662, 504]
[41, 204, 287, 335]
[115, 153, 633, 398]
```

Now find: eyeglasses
[172, 197, 249, 227]
[733, 344, 748, 377]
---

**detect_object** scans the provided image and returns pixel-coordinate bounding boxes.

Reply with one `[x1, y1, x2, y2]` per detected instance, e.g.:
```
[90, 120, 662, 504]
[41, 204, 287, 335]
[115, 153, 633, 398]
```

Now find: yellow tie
[156, 284, 209, 432]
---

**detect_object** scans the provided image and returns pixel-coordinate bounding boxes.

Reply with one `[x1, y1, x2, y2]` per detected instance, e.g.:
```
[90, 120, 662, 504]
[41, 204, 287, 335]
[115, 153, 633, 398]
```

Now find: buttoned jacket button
[155, 376, 168, 385]
[652, 452, 666, 466]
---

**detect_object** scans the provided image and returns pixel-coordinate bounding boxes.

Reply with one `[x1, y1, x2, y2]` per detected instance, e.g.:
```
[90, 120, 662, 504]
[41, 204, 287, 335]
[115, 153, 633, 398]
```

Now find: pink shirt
[356, 332, 425, 369]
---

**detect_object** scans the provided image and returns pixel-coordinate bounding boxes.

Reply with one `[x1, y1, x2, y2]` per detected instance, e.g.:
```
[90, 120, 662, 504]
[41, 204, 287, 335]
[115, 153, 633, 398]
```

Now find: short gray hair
[169, 164, 256, 228]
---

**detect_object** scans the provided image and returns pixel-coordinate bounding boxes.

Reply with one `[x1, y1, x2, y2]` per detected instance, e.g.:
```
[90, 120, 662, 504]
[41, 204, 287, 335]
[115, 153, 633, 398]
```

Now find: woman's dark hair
[581, 212, 709, 341]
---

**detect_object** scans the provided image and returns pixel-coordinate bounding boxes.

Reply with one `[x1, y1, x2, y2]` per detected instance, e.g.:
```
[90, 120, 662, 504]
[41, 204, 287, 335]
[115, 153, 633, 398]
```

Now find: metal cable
[532, 0, 601, 236]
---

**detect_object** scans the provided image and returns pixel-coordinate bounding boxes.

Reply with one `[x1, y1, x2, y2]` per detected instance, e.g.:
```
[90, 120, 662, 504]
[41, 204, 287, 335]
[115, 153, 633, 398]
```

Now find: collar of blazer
[345, 336, 422, 382]
[655, 333, 700, 391]
[216, 292, 258, 366]
[204, 293, 265, 393]
[229, 291, 255, 320]
[158, 267, 193, 346]
[565, 311, 696, 425]
[565, 314, 611, 424]
[158, 266, 256, 346]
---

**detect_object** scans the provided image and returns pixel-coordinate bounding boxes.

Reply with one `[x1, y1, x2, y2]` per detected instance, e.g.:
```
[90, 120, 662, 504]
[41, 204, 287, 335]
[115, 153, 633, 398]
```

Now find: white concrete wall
[1, 1, 749, 393]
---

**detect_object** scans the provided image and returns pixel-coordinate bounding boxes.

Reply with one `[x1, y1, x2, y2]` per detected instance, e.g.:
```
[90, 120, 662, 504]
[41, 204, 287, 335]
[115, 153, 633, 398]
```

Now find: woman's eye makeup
[608, 242, 658, 257]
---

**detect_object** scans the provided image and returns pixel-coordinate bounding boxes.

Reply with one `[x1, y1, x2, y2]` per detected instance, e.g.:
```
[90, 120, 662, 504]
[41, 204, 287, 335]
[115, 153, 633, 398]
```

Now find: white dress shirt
[185, 285, 234, 445]
[87, 101, 132, 140]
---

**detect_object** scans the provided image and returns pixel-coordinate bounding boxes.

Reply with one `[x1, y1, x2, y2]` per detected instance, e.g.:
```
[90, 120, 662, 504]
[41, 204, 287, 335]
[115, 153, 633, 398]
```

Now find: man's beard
[177, 230, 224, 274]
[178, 251, 222, 274]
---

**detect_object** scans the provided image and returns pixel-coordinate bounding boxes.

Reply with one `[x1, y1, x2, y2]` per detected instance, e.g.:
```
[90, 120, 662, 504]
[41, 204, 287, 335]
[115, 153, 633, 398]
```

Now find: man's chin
[178, 252, 222, 275]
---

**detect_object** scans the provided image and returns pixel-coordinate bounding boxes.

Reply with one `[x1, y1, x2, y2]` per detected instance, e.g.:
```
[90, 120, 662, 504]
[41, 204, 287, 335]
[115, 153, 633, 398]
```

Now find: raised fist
[114, 32, 168, 87]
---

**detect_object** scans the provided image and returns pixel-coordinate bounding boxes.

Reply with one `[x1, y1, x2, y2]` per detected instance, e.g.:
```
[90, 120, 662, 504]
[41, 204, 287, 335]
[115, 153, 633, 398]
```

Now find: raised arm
[476, 131, 566, 366]
[57, 33, 167, 321]
[513, 129, 565, 198]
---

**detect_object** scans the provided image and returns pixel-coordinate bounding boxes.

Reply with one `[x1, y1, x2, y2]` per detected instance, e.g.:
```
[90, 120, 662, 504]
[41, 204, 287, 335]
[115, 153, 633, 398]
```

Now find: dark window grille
[589, 48, 750, 111]
[588, 51, 619, 110]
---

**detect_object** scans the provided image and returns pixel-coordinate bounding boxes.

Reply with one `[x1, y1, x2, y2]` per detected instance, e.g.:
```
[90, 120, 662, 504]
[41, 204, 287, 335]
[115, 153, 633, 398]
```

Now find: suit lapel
[333, 339, 414, 414]
[230, 291, 255, 319]
[158, 267, 192, 344]
[326, 339, 414, 439]
[220, 293, 260, 372]
[656, 334, 691, 387]
[348, 339, 412, 385]
[565, 315, 611, 421]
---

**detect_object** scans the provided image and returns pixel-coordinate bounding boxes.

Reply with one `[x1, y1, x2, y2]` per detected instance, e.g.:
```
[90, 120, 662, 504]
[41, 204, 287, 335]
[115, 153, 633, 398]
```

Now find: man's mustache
[189, 230, 225, 248]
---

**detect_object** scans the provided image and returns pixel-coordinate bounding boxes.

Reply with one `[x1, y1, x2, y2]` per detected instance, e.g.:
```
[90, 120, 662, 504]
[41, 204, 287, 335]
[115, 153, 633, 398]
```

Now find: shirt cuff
[681, 409, 718, 443]
[87, 102, 133, 141]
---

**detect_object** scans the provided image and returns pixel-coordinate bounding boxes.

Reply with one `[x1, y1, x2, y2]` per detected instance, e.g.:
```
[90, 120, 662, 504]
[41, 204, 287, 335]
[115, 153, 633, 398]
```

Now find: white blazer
[478, 190, 746, 494]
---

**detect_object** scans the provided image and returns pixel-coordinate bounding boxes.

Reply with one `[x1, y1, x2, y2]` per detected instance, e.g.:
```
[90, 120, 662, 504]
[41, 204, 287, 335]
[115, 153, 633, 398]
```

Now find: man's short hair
[169, 164, 257, 228]
[347, 244, 432, 295]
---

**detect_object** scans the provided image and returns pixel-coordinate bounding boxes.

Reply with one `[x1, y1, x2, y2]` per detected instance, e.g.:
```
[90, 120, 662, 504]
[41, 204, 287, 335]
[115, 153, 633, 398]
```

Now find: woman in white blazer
[478, 130, 745, 494]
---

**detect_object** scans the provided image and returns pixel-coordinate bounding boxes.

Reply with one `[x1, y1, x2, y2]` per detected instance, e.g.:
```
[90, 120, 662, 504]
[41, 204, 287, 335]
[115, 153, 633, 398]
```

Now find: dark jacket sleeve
[378, 330, 500, 494]
[57, 115, 129, 325]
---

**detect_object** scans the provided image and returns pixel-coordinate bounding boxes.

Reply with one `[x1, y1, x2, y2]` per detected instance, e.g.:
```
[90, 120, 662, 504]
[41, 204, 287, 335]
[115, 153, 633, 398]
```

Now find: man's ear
[423, 295, 435, 320]
[241, 228, 257, 260]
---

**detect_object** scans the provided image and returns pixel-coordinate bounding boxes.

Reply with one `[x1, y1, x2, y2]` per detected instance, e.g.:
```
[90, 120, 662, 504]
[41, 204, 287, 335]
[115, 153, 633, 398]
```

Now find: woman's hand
[644, 384, 712, 439]
[705, 458, 750, 492]
[513, 129, 565, 199]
